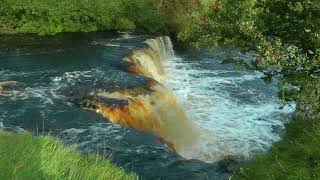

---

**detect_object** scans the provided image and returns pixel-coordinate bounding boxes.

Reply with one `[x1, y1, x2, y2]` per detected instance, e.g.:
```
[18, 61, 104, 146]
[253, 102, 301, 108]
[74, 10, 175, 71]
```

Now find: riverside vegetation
[0, 131, 137, 180]
[1, 0, 320, 179]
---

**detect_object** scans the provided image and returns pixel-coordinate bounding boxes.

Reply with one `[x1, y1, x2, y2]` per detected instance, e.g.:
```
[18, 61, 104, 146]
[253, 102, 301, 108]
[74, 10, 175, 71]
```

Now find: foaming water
[82, 37, 199, 151]
[0, 33, 294, 178]
[123, 37, 175, 83]
[145, 36, 175, 61]
[84, 82, 199, 151]
[163, 50, 295, 162]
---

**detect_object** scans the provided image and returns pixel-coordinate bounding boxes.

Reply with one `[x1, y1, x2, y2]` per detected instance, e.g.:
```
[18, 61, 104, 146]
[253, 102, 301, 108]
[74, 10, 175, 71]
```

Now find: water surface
[0, 32, 293, 179]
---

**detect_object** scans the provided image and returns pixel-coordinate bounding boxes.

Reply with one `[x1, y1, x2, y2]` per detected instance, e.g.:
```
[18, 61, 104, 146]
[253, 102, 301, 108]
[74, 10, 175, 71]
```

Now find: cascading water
[0, 32, 294, 179]
[83, 35, 294, 161]
[122, 37, 175, 83]
[145, 36, 175, 61]
[84, 36, 199, 152]
[161, 46, 295, 162]
[82, 82, 199, 151]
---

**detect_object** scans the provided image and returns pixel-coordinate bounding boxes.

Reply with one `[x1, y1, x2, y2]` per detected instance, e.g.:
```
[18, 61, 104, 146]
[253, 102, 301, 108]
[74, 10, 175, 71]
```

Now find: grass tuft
[0, 131, 137, 180]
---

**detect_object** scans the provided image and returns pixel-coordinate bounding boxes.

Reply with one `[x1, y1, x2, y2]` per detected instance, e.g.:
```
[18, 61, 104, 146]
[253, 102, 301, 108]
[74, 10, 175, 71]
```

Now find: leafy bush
[179, 0, 259, 47]
[256, 0, 320, 51]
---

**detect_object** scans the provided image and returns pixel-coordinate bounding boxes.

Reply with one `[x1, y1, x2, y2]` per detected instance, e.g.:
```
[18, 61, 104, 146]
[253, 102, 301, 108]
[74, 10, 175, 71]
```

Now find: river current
[0, 32, 294, 179]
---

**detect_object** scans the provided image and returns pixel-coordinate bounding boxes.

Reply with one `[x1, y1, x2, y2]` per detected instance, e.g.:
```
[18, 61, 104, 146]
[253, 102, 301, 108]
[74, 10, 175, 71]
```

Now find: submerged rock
[0, 81, 25, 96]
[3, 126, 26, 134]
[0, 121, 26, 134]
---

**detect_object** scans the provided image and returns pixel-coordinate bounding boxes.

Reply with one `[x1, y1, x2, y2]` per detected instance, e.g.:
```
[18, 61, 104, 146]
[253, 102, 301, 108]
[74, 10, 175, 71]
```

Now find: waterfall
[83, 36, 199, 152]
[145, 36, 175, 60]
[123, 36, 175, 83]
[83, 80, 199, 151]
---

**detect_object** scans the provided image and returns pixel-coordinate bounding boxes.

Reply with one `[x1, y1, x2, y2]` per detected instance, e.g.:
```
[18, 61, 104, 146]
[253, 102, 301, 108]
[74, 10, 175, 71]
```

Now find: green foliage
[255, 39, 320, 121]
[179, 0, 259, 48]
[151, 0, 200, 35]
[256, 0, 320, 51]
[179, 0, 320, 50]
[179, 0, 320, 120]
[0, 131, 137, 179]
[0, 0, 163, 35]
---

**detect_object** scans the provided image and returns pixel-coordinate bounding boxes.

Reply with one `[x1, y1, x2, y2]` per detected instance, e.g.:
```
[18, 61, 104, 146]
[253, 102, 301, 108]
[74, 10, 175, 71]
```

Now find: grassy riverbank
[0, 131, 137, 180]
[236, 117, 320, 179]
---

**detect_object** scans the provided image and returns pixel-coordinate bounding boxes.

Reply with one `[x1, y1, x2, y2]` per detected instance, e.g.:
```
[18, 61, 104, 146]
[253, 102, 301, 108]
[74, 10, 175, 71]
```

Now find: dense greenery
[0, 0, 163, 35]
[0, 0, 200, 35]
[179, 0, 320, 122]
[179, 0, 259, 47]
[180, 0, 320, 49]
[0, 131, 137, 180]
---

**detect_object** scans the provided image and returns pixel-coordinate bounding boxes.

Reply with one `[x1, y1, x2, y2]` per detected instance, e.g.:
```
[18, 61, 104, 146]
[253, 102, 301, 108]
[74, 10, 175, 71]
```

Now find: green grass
[235, 117, 320, 180]
[0, 131, 137, 180]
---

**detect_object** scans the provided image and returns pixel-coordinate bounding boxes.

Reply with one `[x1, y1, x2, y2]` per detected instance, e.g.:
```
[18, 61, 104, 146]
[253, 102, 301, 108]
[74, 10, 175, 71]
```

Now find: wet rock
[3, 126, 26, 134]
[0, 81, 25, 96]
[221, 155, 244, 174]
[0, 81, 24, 90]
[0, 122, 26, 134]
[272, 124, 284, 136]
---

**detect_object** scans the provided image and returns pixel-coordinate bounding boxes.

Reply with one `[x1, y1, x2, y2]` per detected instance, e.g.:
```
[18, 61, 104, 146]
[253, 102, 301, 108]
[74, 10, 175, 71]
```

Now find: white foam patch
[163, 56, 295, 162]
[92, 41, 122, 47]
[117, 32, 137, 40]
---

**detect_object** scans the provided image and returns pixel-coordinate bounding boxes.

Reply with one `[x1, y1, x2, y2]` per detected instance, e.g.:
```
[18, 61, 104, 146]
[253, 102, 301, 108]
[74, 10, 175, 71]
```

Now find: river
[0, 32, 294, 180]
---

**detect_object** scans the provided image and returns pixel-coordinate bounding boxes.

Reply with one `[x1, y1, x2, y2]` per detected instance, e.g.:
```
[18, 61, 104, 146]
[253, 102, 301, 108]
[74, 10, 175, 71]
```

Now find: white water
[146, 36, 175, 61]
[156, 39, 295, 162]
